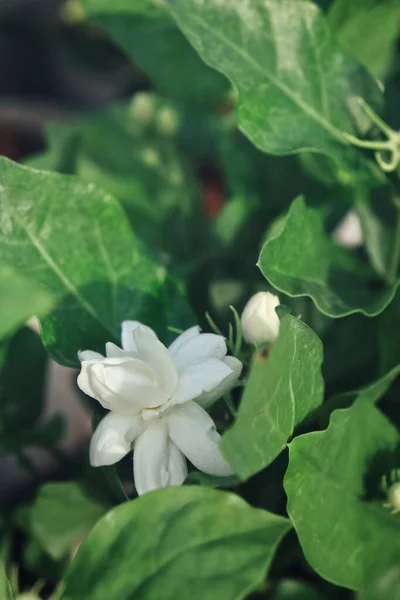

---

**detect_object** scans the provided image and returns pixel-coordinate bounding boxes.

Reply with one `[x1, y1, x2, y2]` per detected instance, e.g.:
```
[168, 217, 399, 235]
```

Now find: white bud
[129, 92, 156, 126]
[241, 291, 280, 345]
[156, 106, 180, 136]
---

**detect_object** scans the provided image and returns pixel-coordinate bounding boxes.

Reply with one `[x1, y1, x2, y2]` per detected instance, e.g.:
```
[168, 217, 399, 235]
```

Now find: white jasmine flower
[241, 291, 280, 345]
[78, 322, 242, 496]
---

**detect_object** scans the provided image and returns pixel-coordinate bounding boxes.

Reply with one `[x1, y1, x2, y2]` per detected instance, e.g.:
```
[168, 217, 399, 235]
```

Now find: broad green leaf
[31, 483, 108, 561]
[222, 314, 323, 480]
[83, 0, 228, 101]
[0, 157, 192, 366]
[285, 401, 400, 590]
[258, 197, 399, 318]
[329, 0, 400, 80]
[0, 266, 53, 341]
[166, 0, 381, 162]
[61, 486, 291, 600]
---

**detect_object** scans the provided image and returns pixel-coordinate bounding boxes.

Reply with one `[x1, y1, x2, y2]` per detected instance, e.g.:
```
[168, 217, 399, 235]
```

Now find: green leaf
[222, 314, 323, 480]
[258, 197, 399, 318]
[83, 0, 228, 101]
[30, 483, 108, 561]
[0, 157, 192, 366]
[0, 266, 53, 341]
[61, 487, 291, 600]
[284, 400, 400, 590]
[329, 0, 400, 80]
[166, 0, 381, 162]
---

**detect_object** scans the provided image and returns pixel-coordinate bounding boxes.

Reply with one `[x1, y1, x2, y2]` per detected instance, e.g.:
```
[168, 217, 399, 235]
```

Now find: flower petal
[89, 412, 143, 467]
[170, 333, 227, 372]
[133, 326, 177, 395]
[78, 357, 168, 415]
[121, 321, 156, 353]
[168, 326, 200, 358]
[168, 401, 233, 476]
[78, 350, 104, 362]
[196, 356, 243, 409]
[167, 439, 188, 486]
[169, 358, 233, 406]
[133, 421, 169, 495]
[105, 342, 127, 359]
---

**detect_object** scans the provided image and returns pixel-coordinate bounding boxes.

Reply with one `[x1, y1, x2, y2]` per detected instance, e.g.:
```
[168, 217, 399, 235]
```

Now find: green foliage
[0, 157, 192, 366]
[0, 267, 53, 341]
[258, 197, 398, 317]
[285, 400, 400, 590]
[222, 314, 323, 479]
[61, 486, 291, 600]
[329, 0, 400, 80]
[0, 561, 14, 600]
[166, 0, 381, 164]
[1, 0, 400, 598]
[30, 483, 108, 561]
[82, 0, 228, 101]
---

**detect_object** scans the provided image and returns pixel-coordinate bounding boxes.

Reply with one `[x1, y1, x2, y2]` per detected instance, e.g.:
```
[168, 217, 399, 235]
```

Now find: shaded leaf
[0, 327, 47, 430]
[329, 0, 400, 80]
[31, 483, 108, 561]
[83, 0, 228, 101]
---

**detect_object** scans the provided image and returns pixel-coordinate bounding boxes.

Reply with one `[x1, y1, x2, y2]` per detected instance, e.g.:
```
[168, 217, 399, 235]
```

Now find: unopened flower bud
[156, 106, 180, 136]
[129, 92, 156, 126]
[241, 291, 280, 345]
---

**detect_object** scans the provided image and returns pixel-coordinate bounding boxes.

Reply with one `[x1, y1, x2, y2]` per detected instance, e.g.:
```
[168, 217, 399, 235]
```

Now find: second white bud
[241, 291, 280, 345]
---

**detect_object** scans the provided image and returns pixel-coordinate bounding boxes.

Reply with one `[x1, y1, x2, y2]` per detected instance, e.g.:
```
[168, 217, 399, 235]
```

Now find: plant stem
[223, 394, 237, 418]
[389, 200, 400, 283]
